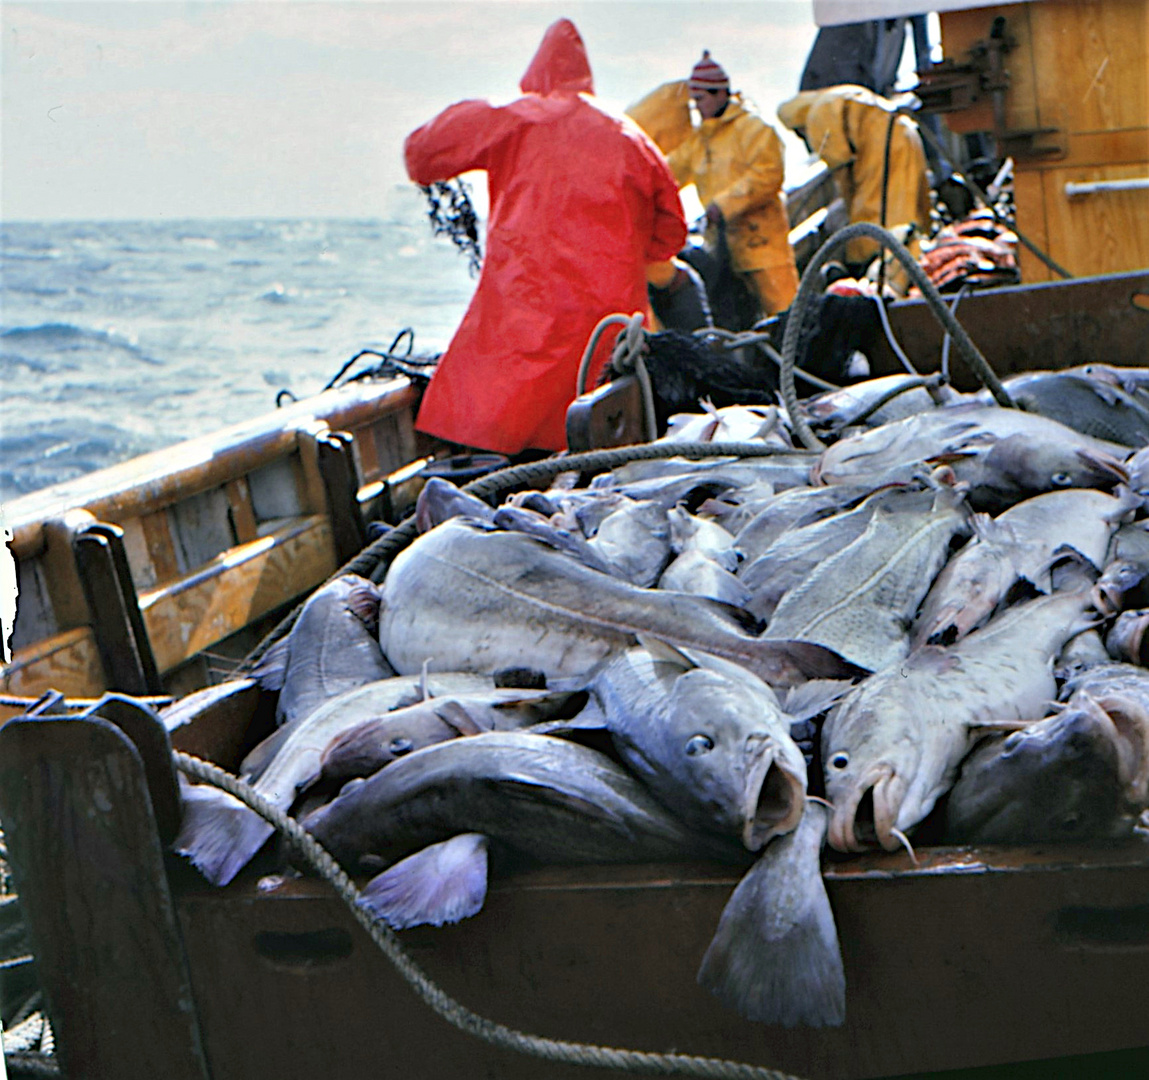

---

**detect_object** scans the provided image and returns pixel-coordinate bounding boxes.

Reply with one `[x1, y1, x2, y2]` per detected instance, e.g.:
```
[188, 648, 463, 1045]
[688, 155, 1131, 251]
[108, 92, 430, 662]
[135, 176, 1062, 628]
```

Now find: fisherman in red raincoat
[404, 18, 687, 456]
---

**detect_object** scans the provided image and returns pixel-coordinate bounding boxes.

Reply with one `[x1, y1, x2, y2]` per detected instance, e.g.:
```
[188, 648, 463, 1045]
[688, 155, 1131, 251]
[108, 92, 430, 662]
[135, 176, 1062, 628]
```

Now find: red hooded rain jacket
[404, 19, 687, 454]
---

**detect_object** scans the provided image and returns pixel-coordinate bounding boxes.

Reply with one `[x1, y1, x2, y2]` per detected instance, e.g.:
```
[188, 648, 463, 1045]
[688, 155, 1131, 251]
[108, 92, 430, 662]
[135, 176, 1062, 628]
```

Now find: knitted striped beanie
[689, 51, 729, 93]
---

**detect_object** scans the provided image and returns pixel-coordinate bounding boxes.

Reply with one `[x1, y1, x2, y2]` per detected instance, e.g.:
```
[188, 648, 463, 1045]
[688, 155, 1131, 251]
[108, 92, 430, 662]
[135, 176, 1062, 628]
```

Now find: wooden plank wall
[940, 0, 1149, 281]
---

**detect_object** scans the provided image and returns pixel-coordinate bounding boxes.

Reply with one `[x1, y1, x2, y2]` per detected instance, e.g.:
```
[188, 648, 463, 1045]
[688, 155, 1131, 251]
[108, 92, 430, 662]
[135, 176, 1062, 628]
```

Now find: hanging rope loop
[780, 221, 1013, 451]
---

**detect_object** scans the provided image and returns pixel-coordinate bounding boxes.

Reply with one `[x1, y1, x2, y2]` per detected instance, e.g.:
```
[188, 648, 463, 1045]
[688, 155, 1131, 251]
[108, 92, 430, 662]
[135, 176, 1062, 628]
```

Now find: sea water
[1, 212, 478, 500]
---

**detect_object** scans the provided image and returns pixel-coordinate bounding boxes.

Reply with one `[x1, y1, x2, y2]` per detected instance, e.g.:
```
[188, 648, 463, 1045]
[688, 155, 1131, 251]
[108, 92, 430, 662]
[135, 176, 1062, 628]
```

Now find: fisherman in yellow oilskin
[629, 52, 799, 319]
[777, 84, 932, 283]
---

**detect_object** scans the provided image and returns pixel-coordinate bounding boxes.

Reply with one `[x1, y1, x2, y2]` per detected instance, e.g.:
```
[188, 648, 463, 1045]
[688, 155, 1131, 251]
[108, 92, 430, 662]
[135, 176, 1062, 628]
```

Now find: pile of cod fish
[175, 364, 1149, 1029]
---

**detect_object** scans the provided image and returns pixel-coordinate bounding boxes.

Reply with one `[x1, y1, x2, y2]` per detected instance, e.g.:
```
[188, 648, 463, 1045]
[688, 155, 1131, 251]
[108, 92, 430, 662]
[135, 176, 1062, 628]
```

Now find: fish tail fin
[356, 833, 489, 930]
[248, 636, 290, 692]
[781, 679, 854, 723]
[697, 808, 846, 1028]
[173, 779, 275, 887]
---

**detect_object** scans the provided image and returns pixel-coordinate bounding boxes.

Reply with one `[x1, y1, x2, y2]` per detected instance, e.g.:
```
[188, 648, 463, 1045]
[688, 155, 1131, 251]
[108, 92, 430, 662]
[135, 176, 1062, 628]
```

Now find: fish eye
[1050, 471, 1072, 487]
[388, 737, 414, 756]
[685, 733, 715, 756]
[830, 752, 850, 770]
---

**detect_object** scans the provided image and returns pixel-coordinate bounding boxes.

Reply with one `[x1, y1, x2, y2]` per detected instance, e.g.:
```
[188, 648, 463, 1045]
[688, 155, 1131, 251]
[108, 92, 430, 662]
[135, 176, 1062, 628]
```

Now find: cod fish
[814, 403, 1128, 511]
[732, 480, 885, 565]
[318, 685, 584, 786]
[376, 519, 857, 688]
[556, 639, 843, 850]
[175, 671, 547, 886]
[301, 732, 747, 928]
[591, 458, 814, 503]
[823, 561, 1096, 852]
[801, 372, 965, 431]
[1059, 661, 1149, 806]
[942, 699, 1132, 844]
[414, 476, 497, 532]
[658, 506, 749, 607]
[738, 483, 930, 622]
[763, 485, 969, 673]
[662, 403, 792, 447]
[913, 487, 1131, 647]
[583, 497, 672, 586]
[976, 370, 1149, 447]
[250, 573, 395, 728]
[1093, 521, 1149, 615]
[697, 802, 845, 1028]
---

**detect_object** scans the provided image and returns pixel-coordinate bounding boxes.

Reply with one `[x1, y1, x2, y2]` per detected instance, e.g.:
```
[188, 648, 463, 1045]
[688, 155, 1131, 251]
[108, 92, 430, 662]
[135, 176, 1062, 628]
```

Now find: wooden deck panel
[0, 627, 105, 720]
[139, 515, 337, 674]
[939, 0, 1149, 282]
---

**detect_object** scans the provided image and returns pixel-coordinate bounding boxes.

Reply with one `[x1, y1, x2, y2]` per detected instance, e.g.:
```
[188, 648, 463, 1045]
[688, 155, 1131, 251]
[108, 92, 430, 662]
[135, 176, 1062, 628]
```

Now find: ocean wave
[0, 350, 51, 372]
[4, 282, 68, 297]
[0, 322, 162, 364]
[260, 283, 297, 304]
[1, 218, 472, 496]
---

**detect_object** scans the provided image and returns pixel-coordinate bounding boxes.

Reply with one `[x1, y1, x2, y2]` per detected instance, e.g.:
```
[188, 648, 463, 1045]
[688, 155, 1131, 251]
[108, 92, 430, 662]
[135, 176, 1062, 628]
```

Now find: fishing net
[421, 179, 483, 276]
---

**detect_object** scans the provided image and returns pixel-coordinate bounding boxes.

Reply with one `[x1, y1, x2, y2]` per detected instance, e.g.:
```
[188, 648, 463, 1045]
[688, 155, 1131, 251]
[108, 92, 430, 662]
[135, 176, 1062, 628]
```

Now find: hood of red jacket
[519, 18, 594, 96]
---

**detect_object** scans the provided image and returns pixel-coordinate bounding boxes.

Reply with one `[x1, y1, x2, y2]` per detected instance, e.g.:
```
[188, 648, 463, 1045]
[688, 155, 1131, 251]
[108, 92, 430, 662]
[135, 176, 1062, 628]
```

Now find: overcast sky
[1, 0, 842, 221]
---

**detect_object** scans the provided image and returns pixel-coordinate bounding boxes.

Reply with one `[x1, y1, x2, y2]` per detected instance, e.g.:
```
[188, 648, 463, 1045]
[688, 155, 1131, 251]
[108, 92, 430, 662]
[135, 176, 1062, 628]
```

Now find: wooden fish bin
[1, 689, 1148, 1080]
[5, 269, 1149, 1079]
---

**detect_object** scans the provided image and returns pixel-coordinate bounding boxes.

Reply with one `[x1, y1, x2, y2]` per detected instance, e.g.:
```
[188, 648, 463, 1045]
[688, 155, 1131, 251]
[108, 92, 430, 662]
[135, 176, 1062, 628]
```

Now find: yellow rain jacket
[630, 87, 798, 313]
[626, 80, 695, 159]
[777, 85, 931, 268]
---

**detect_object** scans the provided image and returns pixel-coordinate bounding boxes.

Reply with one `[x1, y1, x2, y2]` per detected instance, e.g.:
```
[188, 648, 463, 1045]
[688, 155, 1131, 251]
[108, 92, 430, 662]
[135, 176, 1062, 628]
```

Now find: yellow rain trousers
[777, 85, 931, 270]
[629, 88, 799, 316]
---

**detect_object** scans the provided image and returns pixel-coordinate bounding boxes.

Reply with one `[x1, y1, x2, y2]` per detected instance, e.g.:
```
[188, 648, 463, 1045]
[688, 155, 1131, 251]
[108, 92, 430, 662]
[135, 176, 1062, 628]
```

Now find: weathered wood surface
[3, 377, 426, 707]
[0, 715, 210, 1080]
[138, 515, 336, 674]
[939, 0, 1149, 281]
[566, 376, 646, 453]
[5, 377, 419, 547]
[162, 677, 273, 770]
[0, 628, 105, 719]
[172, 845, 1149, 1080]
[872, 270, 1149, 383]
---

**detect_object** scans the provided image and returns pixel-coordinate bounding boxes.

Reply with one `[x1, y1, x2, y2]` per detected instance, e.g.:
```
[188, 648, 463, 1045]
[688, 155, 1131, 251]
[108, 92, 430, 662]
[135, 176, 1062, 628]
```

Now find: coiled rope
[779, 221, 1014, 452]
[173, 751, 809, 1080]
[240, 439, 809, 671]
[576, 312, 660, 443]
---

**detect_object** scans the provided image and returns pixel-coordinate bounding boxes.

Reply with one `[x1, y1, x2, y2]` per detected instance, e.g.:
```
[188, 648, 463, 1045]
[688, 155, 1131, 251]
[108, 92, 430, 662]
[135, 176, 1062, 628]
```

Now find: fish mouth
[828, 764, 903, 852]
[741, 737, 806, 851]
[1077, 448, 1130, 487]
[1106, 609, 1149, 667]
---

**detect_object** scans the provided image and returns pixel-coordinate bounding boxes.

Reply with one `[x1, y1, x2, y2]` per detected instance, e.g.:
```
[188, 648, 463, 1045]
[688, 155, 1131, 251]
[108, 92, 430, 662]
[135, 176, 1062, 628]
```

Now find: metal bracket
[915, 14, 1065, 162]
